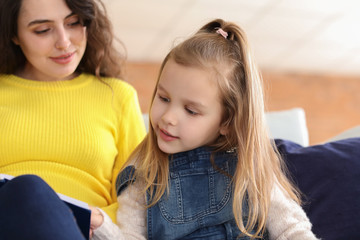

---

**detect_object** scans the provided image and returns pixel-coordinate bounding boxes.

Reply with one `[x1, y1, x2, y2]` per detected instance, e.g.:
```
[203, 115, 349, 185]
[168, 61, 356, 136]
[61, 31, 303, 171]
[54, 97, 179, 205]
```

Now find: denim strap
[115, 165, 136, 196]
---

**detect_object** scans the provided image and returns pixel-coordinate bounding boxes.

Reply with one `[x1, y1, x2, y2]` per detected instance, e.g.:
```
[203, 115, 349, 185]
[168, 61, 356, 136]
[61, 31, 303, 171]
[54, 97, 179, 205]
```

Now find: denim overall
[117, 147, 267, 240]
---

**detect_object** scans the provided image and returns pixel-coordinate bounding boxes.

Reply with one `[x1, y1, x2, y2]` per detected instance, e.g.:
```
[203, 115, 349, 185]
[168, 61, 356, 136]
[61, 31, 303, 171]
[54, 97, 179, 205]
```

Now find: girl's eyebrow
[158, 83, 206, 109]
[185, 99, 206, 109]
[156, 83, 168, 93]
[27, 12, 76, 27]
[157, 83, 164, 90]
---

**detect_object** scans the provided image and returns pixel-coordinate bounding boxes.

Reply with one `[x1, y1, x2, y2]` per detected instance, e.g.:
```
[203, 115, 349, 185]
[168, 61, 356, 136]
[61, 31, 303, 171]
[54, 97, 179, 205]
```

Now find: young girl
[91, 19, 319, 240]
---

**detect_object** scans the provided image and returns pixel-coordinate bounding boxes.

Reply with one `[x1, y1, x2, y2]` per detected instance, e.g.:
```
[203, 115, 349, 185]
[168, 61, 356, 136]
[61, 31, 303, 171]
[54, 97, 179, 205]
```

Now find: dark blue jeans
[0, 174, 86, 240]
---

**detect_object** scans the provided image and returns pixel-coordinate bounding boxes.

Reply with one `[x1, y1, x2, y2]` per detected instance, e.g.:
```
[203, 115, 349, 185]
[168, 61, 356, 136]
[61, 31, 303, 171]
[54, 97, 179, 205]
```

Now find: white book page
[57, 192, 90, 209]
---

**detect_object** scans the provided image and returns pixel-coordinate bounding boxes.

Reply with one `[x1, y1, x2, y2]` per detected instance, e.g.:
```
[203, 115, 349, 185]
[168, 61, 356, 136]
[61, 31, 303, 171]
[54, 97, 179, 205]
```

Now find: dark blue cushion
[275, 138, 360, 240]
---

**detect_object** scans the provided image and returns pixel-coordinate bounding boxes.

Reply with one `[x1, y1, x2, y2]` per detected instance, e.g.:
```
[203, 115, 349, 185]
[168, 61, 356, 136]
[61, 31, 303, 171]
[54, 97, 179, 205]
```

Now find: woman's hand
[89, 206, 104, 238]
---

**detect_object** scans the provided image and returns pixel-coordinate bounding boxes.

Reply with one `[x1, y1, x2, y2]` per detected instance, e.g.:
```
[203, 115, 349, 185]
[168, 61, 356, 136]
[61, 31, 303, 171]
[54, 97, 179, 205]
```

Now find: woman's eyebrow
[28, 19, 52, 27]
[27, 12, 76, 27]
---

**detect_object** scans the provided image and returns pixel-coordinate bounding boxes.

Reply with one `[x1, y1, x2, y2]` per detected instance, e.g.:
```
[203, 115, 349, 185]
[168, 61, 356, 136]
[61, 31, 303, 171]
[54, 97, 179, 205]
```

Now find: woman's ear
[12, 36, 20, 45]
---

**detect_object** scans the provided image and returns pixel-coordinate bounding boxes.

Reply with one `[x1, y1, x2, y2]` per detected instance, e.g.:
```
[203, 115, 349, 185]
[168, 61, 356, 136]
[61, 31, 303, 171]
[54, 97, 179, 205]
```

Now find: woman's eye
[68, 21, 81, 26]
[34, 28, 50, 34]
[66, 15, 83, 27]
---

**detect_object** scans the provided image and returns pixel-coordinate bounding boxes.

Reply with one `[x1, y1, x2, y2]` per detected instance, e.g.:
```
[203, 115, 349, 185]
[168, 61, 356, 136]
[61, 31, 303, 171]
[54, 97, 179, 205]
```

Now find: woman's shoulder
[82, 73, 137, 96]
[103, 76, 137, 96]
[101, 76, 134, 89]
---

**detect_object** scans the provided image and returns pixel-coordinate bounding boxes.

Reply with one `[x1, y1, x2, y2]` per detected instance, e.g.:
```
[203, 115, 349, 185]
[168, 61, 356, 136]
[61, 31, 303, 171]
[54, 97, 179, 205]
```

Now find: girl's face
[150, 59, 228, 154]
[13, 0, 87, 81]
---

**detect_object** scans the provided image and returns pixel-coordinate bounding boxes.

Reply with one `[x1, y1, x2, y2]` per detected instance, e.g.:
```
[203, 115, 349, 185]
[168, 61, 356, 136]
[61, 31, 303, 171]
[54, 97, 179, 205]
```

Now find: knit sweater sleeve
[92, 181, 147, 240]
[266, 184, 320, 240]
[101, 80, 146, 221]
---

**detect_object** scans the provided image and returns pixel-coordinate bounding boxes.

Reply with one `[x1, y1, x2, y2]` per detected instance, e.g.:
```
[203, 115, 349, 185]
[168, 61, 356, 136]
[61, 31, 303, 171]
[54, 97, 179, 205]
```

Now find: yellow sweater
[0, 73, 146, 221]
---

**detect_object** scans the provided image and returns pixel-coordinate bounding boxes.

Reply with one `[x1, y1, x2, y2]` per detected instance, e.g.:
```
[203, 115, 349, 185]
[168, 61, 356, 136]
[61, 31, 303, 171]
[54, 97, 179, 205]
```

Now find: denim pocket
[158, 161, 232, 223]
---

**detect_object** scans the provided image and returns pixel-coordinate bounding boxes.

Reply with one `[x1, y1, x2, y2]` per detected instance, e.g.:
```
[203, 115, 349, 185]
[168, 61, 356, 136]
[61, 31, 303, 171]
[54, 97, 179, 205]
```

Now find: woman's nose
[55, 27, 71, 50]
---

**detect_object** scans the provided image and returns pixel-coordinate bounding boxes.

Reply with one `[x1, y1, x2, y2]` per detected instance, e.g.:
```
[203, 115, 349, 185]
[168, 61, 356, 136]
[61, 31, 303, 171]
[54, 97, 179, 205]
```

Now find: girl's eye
[185, 108, 198, 115]
[159, 95, 170, 103]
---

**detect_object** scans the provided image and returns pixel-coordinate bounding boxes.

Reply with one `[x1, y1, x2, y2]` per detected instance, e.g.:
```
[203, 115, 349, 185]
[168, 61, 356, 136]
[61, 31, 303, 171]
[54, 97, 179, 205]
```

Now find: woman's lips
[50, 52, 75, 64]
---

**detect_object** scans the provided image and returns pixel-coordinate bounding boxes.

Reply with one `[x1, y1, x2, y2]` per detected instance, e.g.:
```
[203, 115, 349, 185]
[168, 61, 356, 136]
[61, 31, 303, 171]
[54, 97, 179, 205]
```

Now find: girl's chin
[157, 142, 176, 155]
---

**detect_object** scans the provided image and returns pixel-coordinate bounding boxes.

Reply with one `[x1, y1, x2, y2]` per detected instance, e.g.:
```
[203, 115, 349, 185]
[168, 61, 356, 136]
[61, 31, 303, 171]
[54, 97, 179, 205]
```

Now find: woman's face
[13, 0, 87, 81]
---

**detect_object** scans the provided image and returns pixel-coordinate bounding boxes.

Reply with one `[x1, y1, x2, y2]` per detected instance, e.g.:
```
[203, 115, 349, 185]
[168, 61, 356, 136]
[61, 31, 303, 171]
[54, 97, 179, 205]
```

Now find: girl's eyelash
[185, 108, 198, 115]
[157, 93, 198, 115]
[159, 95, 170, 102]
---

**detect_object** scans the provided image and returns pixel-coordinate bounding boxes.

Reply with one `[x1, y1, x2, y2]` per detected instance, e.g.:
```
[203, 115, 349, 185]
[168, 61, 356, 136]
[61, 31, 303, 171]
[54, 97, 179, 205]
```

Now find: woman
[0, 0, 145, 239]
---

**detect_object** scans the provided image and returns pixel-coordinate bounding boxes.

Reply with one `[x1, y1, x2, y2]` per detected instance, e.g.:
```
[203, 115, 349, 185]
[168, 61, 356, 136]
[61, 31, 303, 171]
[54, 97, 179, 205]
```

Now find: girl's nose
[161, 108, 177, 126]
[55, 27, 71, 50]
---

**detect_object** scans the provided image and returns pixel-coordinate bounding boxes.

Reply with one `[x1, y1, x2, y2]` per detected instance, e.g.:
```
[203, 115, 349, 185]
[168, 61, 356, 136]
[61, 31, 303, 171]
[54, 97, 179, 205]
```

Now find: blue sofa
[276, 137, 360, 240]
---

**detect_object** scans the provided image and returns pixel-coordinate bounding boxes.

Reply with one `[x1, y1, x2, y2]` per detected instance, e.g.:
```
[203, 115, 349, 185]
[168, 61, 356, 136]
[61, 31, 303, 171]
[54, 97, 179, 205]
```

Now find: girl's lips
[50, 52, 75, 64]
[159, 129, 179, 142]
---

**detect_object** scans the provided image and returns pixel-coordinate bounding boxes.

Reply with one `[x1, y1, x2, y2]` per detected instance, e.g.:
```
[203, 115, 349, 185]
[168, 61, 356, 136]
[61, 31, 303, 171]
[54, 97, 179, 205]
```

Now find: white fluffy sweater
[92, 182, 319, 240]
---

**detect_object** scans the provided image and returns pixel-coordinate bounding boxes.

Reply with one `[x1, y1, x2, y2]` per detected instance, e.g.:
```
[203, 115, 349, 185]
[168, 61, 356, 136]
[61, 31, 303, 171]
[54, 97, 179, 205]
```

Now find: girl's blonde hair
[127, 19, 300, 238]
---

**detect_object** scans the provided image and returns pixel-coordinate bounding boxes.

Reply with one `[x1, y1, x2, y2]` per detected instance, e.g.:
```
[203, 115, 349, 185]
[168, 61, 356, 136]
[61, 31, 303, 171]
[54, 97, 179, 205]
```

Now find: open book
[0, 174, 91, 239]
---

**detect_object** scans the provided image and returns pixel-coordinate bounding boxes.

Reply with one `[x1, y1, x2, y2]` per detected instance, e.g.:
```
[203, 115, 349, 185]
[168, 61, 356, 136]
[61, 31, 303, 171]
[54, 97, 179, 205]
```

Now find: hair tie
[215, 28, 228, 39]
